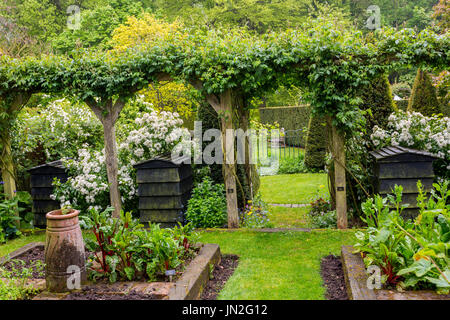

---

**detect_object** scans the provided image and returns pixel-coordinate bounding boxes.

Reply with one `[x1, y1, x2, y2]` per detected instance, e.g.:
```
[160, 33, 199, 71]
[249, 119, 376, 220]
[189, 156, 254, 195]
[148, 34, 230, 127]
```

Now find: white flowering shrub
[371, 110, 450, 179]
[12, 98, 104, 190]
[13, 98, 103, 161]
[52, 106, 195, 215]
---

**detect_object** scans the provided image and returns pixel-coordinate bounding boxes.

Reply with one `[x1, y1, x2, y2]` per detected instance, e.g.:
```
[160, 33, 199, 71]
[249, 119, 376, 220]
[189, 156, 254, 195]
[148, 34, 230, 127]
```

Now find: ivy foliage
[1, 18, 448, 130]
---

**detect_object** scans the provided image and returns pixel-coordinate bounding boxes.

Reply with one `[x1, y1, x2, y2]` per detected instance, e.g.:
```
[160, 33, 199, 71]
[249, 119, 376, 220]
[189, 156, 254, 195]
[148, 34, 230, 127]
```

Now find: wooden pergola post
[0, 92, 31, 201]
[206, 89, 239, 228]
[328, 116, 348, 229]
[1, 135, 16, 199]
[86, 98, 126, 218]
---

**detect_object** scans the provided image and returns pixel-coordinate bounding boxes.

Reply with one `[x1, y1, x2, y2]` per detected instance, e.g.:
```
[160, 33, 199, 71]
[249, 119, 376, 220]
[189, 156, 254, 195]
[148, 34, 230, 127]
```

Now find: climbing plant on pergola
[0, 19, 447, 226]
[176, 20, 448, 228]
[0, 55, 63, 201]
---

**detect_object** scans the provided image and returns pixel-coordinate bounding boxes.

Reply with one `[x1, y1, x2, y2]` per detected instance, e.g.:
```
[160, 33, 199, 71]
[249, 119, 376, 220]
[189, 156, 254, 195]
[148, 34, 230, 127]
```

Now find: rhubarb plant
[81, 207, 197, 283]
[354, 181, 450, 294]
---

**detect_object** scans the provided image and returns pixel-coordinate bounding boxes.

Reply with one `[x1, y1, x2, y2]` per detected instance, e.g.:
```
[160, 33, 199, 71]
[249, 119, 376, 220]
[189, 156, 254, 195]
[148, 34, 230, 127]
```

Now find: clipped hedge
[408, 69, 441, 116]
[259, 105, 310, 147]
[396, 99, 409, 111]
[396, 98, 448, 116]
[359, 74, 397, 130]
[304, 115, 327, 169]
[196, 102, 259, 208]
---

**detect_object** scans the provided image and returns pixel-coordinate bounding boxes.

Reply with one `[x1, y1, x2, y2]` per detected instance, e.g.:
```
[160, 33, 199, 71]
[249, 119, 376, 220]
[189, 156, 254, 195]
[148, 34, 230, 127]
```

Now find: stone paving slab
[201, 227, 311, 233]
[269, 203, 309, 208]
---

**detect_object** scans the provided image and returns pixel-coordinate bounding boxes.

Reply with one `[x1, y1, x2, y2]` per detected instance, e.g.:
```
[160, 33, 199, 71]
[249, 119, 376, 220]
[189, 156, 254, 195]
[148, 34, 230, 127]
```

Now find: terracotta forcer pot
[45, 209, 87, 292]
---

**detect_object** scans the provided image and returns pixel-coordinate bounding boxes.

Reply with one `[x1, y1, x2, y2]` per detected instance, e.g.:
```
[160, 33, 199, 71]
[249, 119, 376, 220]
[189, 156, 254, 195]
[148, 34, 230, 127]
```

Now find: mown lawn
[260, 173, 328, 204]
[1, 229, 356, 300]
[268, 206, 310, 228]
[0, 233, 45, 258]
[198, 229, 356, 300]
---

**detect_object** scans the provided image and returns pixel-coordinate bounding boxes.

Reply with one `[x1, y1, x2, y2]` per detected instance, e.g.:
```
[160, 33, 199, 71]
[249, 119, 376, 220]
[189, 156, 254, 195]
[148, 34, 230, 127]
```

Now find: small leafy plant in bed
[0, 259, 45, 300]
[81, 207, 198, 283]
[354, 180, 449, 294]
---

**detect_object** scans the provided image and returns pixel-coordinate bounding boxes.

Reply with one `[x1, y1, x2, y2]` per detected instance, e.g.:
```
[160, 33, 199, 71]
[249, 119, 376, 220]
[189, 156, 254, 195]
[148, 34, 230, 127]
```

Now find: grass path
[269, 206, 310, 228]
[199, 229, 355, 299]
[260, 173, 328, 204]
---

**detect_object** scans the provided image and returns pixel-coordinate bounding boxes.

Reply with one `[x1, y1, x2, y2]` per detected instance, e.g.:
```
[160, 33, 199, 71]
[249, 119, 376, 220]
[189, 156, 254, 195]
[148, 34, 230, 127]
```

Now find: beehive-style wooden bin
[370, 146, 440, 219]
[134, 154, 193, 228]
[27, 160, 68, 228]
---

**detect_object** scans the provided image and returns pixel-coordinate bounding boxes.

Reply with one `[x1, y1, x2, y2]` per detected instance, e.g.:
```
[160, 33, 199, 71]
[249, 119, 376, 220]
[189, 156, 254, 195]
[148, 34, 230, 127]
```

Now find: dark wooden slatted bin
[370, 146, 440, 219]
[27, 160, 68, 228]
[134, 154, 193, 228]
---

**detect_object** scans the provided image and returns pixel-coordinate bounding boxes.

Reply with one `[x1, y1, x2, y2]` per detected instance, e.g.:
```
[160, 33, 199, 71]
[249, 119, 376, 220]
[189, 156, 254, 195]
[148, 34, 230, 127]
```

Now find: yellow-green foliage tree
[110, 13, 196, 128]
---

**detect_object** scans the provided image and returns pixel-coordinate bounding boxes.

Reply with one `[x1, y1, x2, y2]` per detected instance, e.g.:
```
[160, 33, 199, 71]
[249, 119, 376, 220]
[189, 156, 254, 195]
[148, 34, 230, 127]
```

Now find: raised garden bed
[1, 242, 222, 300]
[201, 254, 239, 300]
[341, 245, 450, 300]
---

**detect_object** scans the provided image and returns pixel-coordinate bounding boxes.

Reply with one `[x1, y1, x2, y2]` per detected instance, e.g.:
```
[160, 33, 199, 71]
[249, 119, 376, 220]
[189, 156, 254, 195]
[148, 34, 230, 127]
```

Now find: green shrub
[395, 99, 409, 111]
[391, 82, 411, 99]
[304, 115, 327, 169]
[12, 98, 104, 190]
[259, 106, 310, 147]
[185, 177, 227, 228]
[239, 194, 273, 229]
[308, 190, 336, 229]
[407, 69, 441, 116]
[359, 74, 397, 130]
[311, 210, 337, 229]
[0, 195, 22, 243]
[278, 156, 308, 174]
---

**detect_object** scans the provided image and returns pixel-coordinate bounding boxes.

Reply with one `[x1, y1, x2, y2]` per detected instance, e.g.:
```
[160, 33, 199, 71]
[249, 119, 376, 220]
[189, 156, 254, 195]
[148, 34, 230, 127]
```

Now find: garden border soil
[320, 254, 348, 300]
[201, 254, 239, 300]
[341, 245, 450, 300]
[1, 242, 221, 300]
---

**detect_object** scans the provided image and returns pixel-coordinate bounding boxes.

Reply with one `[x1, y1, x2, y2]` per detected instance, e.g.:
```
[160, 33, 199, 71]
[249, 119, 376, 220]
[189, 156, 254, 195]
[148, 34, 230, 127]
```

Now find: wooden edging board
[169, 243, 221, 300]
[341, 245, 450, 300]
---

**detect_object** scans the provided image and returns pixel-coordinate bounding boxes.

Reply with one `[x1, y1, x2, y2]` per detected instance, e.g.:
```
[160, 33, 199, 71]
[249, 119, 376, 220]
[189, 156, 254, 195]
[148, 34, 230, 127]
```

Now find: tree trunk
[1, 133, 16, 200]
[102, 114, 122, 218]
[328, 116, 348, 229]
[0, 92, 31, 224]
[238, 104, 253, 200]
[87, 99, 125, 218]
[326, 118, 336, 209]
